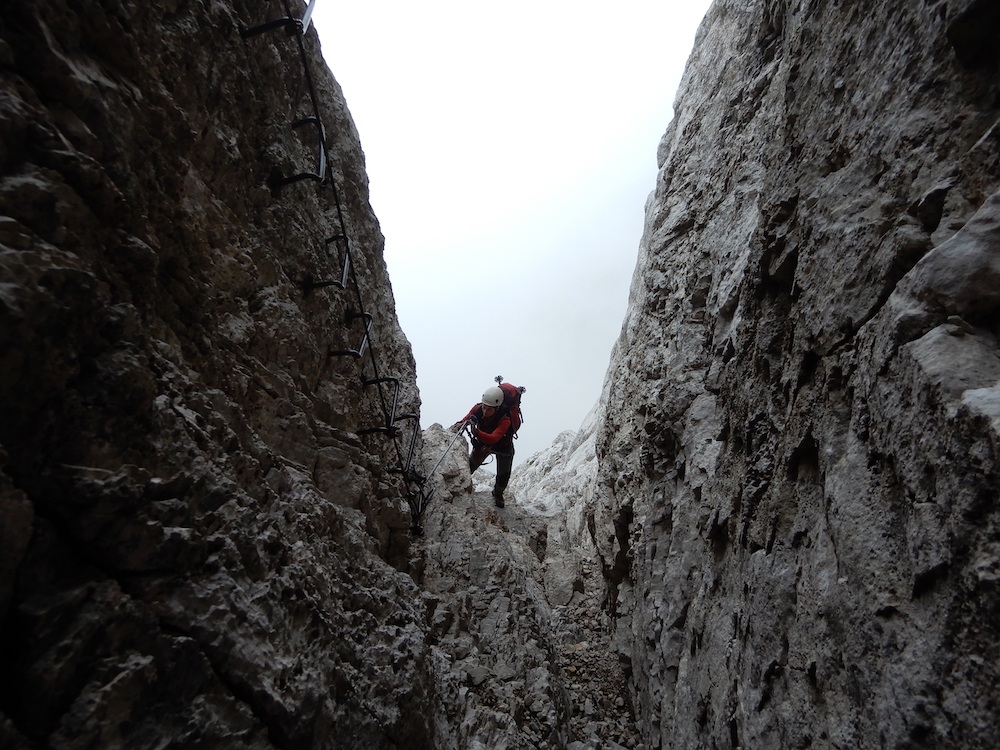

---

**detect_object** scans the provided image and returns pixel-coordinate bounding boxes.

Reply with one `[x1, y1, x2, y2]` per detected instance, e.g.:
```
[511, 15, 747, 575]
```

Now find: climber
[452, 385, 515, 508]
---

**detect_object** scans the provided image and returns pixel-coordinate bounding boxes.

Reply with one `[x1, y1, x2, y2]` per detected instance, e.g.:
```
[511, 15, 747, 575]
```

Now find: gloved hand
[467, 414, 480, 428]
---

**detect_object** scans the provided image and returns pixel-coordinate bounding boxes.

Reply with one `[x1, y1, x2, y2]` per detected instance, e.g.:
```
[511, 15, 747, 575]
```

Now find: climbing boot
[492, 491, 504, 508]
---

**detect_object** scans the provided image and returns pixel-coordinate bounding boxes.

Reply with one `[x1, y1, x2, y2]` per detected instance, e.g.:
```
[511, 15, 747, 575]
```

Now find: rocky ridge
[417, 423, 638, 749]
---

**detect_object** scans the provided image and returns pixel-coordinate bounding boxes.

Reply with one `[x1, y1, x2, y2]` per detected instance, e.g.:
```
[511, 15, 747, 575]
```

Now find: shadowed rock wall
[596, 0, 1000, 747]
[0, 2, 437, 747]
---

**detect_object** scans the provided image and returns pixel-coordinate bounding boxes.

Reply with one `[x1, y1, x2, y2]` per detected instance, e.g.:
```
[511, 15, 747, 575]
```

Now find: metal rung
[300, 0, 317, 32]
[358, 380, 419, 440]
[393, 414, 421, 481]
[405, 487, 433, 534]
[358, 377, 422, 482]
[358, 377, 402, 435]
[302, 235, 351, 291]
[329, 311, 372, 359]
[240, 0, 317, 37]
[268, 116, 327, 192]
[240, 17, 301, 37]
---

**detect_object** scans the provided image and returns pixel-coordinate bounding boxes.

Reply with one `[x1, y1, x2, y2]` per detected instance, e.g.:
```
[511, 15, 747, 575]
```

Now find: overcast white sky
[310, 2, 712, 466]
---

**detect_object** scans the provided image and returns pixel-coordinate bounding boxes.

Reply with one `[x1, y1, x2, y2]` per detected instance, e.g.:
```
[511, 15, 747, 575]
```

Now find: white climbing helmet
[482, 386, 504, 408]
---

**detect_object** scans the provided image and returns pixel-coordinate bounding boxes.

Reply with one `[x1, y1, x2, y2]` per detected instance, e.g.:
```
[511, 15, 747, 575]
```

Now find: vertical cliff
[596, 0, 1000, 747]
[7, 0, 1000, 748]
[0, 1, 436, 746]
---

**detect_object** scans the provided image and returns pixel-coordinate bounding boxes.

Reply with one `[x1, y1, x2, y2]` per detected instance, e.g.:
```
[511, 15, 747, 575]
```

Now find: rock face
[417, 423, 639, 749]
[0, 4, 647, 747]
[508, 405, 603, 608]
[0, 2, 435, 747]
[416, 425, 571, 749]
[7, 0, 1000, 748]
[595, 1, 1000, 748]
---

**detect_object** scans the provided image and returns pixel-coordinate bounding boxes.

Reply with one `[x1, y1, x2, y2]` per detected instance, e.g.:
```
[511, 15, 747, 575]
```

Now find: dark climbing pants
[470, 443, 514, 498]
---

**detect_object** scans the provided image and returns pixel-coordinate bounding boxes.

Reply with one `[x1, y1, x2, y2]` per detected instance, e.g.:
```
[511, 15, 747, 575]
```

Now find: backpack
[495, 378, 525, 437]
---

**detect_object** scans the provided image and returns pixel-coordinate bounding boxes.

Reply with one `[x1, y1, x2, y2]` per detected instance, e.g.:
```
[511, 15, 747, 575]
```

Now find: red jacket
[460, 404, 512, 448]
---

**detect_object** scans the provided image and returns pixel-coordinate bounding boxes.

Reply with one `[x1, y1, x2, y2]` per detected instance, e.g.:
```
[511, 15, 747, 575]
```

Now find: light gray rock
[415, 479, 573, 748]
[591, 1, 1000, 748]
[509, 404, 605, 610]
[421, 422, 474, 505]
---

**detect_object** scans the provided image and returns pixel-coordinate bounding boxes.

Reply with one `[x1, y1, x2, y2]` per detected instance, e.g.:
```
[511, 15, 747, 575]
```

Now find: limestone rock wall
[507, 405, 603, 608]
[415, 424, 637, 748]
[0, 2, 436, 747]
[417, 425, 571, 749]
[596, 0, 1000, 747]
